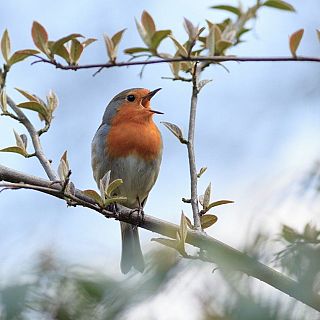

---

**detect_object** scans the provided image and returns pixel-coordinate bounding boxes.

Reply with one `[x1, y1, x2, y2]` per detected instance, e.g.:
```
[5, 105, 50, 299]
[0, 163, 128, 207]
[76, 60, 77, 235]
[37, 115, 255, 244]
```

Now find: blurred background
[0, 0, 319, 319]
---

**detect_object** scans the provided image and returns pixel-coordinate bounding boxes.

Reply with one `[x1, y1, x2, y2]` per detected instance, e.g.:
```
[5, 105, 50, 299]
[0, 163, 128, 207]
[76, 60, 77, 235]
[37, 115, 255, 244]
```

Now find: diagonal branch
[1, 163, 320, 312]
[6, 96, 58, 181]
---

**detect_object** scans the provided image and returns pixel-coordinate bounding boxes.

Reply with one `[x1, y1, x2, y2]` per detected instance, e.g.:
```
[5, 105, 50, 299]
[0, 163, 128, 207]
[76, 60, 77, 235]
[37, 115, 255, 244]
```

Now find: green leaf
[206, 200, 234, 211]
[216, 40, 233, 54]
[282, 225, 299, 243]
[197, 167, 207, 178]
[106, 178, 123, 196]
[1, 29, 11, 63]
[111, 29, 126, 49]
[70, 39, 83, 64]
[135, 18, 150, 47]
[31, 21, 49, 55]
[206, 25, 216, 56]
[141, 10, 156, 37]
[17, 101, 48, 120]
[169, 36, 188, 57]
[183, 18, 196, 39]
[203, 183, 211, 209]
[58, 151, 69, 181]
[151, 238, 178, 250]
[200, 214, 218, 229]
[179, 211, 188, 244]
[8, 49, 39, 66]
[54, 45, 70, 63]
[46, 90, 58, 113]
[124, 47, 150, 54]
[263, 0, 295, 12]
[0, 146, 27, 157]
[15, 87, 40, 102]
[210, 5, 241, 16]
[184, 216, 194, 229]
[51, 33, 83, 54]
[170, 61, 181, 78]
[317, 29, 320, 42]
[104, 196, 127, 206]
[289, 29, 304, 57]
[151, 30, 171, 50]
[82, 189, 103, 206]
[104, 34, 114, 62]
[82, 38, 97, 48]
[161, 121, 186, 143]
[0, 89, 7, 112]
[13, 129, 26, 150]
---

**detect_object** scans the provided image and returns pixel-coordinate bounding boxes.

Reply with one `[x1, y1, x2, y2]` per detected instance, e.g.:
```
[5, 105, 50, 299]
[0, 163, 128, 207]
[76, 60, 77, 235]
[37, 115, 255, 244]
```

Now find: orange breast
[106, 106, 162, 161]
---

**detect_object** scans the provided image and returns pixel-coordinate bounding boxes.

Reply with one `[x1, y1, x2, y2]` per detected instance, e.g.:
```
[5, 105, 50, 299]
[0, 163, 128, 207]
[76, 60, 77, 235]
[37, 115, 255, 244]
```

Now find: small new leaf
[200, 214, 218, 229]
[15, 88, 40, 102]
[197, 167, 207, 178]
[31, 21, 49, 55]
[289, 29, 304, 57]
[70, 39, 83, 65]
[13, 129, 26, 151]
[161, 121, 187, 144]
[317, 29, 320, 42]
[263, 0, 295, 11]
[17, 101, 48, 121]
[203, 183, 211, 209]
[151, 30, 171, 50]
[169, 36, 188, 57]
[111, 29, 126, 49]
[1, 29, 11, 63]
[51, 33, 83, 54]
[106, 179, 123, 197]
[198, 79, 212, 92]
[141, 11, 156, 37]
[58, 151, 70, 181]
[8, 49, 39, 66]
[183, 18, 197, 40]
[210, 5, 241, 16]
[82, 189, 103, 206]
[206, 200, 234, 211]
[179, 211, 188, 244]
[124, 47, 150, 54]
[0, 146, 27, 157]
[135, 18, 150, 47]
[82, 38, 97, 48]
[0, 89, 7, 112]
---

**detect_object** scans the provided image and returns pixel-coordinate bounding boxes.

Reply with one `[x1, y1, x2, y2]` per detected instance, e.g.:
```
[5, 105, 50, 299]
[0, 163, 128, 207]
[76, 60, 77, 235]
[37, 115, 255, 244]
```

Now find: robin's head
[102, 88, 163, 124]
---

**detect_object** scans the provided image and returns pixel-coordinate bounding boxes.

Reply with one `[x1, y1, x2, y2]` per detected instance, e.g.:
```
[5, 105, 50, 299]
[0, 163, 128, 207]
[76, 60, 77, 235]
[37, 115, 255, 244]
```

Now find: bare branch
[33, 56, 320, 73]
[1, 163, 320, 311]
[6, 96, 58, 181]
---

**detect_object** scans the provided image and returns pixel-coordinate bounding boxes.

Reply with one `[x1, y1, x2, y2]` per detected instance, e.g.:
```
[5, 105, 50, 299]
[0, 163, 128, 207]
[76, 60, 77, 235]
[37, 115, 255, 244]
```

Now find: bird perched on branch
[91, 88, 163, 274]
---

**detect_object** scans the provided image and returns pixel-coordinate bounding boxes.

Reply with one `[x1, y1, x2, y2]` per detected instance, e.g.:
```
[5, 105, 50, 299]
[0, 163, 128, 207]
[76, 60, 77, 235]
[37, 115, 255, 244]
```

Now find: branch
[34, 56, 320, 72]
[188, 63, 201, 230]
[1, 163, 320, 312]
[6, 96, 58, 181]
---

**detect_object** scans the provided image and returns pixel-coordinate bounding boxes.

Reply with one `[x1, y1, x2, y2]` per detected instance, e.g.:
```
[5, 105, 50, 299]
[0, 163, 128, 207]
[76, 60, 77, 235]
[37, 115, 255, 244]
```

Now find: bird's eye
[127, 95, 135, 102]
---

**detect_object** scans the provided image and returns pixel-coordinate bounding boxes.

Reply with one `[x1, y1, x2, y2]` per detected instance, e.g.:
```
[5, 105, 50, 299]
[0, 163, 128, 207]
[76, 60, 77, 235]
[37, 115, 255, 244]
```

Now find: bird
[91, 88, 163, 274]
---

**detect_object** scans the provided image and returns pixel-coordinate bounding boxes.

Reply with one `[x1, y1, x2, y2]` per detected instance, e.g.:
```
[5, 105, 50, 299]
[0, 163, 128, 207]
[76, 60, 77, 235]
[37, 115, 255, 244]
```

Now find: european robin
[91, 88, 163, 274]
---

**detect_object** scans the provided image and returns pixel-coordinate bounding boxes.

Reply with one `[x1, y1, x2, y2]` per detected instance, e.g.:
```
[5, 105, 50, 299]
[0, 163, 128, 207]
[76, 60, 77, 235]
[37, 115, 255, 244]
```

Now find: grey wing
[91, 123, 112, 185]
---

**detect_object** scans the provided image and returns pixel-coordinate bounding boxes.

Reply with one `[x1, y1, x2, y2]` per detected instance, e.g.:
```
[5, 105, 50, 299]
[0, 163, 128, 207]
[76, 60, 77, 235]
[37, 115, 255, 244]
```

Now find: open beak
[142, 88, 164, 114]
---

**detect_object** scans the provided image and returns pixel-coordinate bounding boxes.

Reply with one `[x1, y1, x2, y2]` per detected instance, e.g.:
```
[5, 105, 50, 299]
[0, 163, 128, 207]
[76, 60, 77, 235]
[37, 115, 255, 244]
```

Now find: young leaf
[206, 200, 234, 211]
[82, 38, 97, 48]
[197, 167, 207, 178]
[198, 79, 212, 92]
[317, 29, 320, 42]
[169, 36, 188, 57]
[82, 189, 104, 206]
[203, 183, 211, 209]
[216, 40, 233, 54]
[46, 90, 58, 113]
[289, 29, 304, 57]
[106, 178, 123, 196]
[0, 89, 7, 112]
[8, 49, 39, 66]
[210, 5, 241, 16]
[161, 121, 187, 144]
[151, 30, 171, 50]
[135, 18, 150, 46]
[184, 215, 194, 229]
[124, 47, 150, 54]
[200, 214, 218, 229]
[54, 45, 70, 63]
[31, 21, 49, 55]
[15, 88, 39, 102]
[170, 61, 181, 78]
[0, 146, 27, 157]
[13, 129, 26, 151]
[17, 101, 48, 120]
[1, 29, 11, 62]
[58, 151, 69, 181]
[263, 0, 295, 12]
[179, 211, 188, 244]
[206, 25, 216, 56]
[104, 196, 127, 206]
[51, 33, 83, 54]
[111, 29, 126, 49]
[100, 170, 111, 197]
[104, 34, 115, 62]
[141, 11, 156, 37]
[183, 18, 196, 39]
[70, 39, 83, 64]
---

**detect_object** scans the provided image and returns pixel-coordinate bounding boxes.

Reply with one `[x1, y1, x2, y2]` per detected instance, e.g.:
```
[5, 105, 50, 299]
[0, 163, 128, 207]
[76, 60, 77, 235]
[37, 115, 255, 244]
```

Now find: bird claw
[129, 207, 144, 229]
[107, 203, 119, 214]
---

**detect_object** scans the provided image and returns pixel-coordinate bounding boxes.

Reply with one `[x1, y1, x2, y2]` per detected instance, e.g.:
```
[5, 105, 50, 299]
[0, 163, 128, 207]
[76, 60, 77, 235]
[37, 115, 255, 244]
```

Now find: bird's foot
[107, 203, 119, 214]
[129, 206, 144, 229]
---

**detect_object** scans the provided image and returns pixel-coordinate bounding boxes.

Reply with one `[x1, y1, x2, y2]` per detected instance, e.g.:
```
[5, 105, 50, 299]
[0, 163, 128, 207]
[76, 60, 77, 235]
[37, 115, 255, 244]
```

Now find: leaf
[317, 29, 320, 42]
[210, 5, 241, 16]
[124, 47, 150, 54]
[0, 146, 27, 157]
[263, 0, 295, 12]
[104, 34, 114, 62]
[17, 101, 48, 120]
[200, 214, 218, 229]
[100, 170, 111, 199]
[13, 129, 26, 150]
[170, 61, 181, 78]
[197, 167, 207, 178]
[282, 225, 299, 243]
[289, 29, 304, 57]
[1, 29, 11, 62]
[82, 38, 97, 48]
[206, 25, 216, 56]
[51, 33, 83, 54]
[46, 90, 58, 113]
[70, 39, 83, 65]
[184, 216, 194, 229]
[151, 30, 171, 50]
[0, 89, 7, 112]
[8, 49, 39, 66]
[82, 189, 103, 206]
[151, 238, 178, 250]
[58, 151, 69, 181]
[169, 36, 188, 57]
[135, 18, 150, 47]
[179, 212, 188, 244]
[31, 21, 49, 55]
[111, 29, 126, 49]
[161, 121, 186, 143]
[203, 183, 211, 209]
[216, 40, 233, 54]
[141, 11, 156, 37]
[206, 200, 234, 211]
[106, 178, 123, 196]
[15, 87, 40, 102]
[198, 79, 212, 91]
[104, 196, 127, 206]
[54, 45, 70, 63]
[183, 18, 196, 39]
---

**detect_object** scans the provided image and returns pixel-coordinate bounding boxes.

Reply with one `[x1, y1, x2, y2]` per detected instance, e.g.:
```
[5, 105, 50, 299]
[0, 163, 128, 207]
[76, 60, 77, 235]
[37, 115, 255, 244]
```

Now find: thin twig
[6, 96, 58, 181]
[187, 63, 201, 230]
[1, 163, 320, 312]
[34, 55, 320, 72]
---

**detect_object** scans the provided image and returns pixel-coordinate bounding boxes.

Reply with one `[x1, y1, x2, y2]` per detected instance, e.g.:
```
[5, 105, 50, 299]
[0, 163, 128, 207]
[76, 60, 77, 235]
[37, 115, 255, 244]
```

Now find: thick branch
[36, 56, 320, 72]
[6, 97, 58, 181]
[187, 64, 201, 230]
[1, 163, 320, 312]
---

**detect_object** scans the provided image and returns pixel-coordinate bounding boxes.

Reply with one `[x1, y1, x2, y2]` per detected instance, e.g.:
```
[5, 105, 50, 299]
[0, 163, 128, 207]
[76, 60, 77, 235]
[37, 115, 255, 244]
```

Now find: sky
[0, 0, 320, 318]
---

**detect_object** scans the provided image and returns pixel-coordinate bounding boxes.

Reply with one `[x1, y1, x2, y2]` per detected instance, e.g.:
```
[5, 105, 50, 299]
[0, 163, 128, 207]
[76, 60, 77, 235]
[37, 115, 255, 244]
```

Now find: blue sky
[0, 1, 320, 317]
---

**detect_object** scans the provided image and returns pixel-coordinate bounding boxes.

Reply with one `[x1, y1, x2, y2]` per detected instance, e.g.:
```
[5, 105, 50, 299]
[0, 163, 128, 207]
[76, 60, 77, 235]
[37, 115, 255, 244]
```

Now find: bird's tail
[120, 222, 145, 274]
